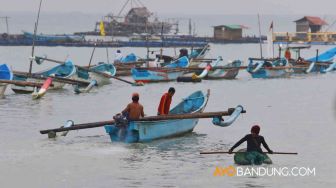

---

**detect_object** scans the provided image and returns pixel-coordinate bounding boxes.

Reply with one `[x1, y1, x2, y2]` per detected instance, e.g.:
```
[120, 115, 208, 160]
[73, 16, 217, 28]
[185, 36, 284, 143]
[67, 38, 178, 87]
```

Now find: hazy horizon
[1, 0, 336, 36]
[1, 0, 336, 15]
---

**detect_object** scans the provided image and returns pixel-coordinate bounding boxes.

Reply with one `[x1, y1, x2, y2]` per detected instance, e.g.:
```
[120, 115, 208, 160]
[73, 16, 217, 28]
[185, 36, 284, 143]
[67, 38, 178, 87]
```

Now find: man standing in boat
[285, 48, 291, 60]
[229, 125, 273, 165]
[157, 87, 175, 115]
[122, 93, 144, 120]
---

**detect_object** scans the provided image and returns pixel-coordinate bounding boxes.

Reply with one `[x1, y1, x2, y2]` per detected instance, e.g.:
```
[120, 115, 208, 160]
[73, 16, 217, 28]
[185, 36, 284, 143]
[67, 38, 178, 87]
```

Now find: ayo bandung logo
[214, 166, 316, 177]
[213, 166, 237, 177]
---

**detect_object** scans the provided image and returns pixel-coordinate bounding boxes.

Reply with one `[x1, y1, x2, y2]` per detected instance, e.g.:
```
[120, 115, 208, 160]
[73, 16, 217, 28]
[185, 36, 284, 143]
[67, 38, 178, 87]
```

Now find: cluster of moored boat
[1, 45, 336, 100]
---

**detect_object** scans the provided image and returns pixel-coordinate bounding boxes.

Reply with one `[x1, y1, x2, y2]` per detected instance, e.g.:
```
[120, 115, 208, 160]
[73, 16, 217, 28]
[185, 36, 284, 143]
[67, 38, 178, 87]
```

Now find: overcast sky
[1, 0, 336, 15]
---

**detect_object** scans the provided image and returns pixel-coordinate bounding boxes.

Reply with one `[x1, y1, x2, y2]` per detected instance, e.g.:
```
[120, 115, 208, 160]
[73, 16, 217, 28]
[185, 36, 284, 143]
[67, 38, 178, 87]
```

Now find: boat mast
[0, 16, 10, 34]
[257, 14, 263, 59]
[29, 0, 43, 75]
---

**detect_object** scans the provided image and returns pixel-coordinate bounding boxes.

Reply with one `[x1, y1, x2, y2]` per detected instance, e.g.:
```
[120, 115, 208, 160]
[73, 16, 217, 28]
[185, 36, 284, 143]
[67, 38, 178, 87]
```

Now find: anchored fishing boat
[247, 58, 292, 78]
[131, 56, 189, 83]
[12, 61, 76, 94]
[158, 45, 210, 67]
[104, 90, 244, 143]
[207, 60, 242, 79]
[193, 57, 242, 80]
[73, 62, 116, 86]
[0, 64, 13, 97]
[288, 46, 336, 74]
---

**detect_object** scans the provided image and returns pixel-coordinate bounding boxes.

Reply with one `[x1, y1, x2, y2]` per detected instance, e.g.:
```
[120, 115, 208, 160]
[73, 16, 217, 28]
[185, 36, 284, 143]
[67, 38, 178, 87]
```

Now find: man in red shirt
[284, 48, 291, 60]
[157, 87, 175, 115]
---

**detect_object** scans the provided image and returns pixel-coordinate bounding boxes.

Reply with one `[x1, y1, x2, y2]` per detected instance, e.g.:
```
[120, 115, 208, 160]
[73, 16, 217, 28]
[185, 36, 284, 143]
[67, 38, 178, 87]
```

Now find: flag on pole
[99, 21, 106, 36]
[267, 21, 274, 58]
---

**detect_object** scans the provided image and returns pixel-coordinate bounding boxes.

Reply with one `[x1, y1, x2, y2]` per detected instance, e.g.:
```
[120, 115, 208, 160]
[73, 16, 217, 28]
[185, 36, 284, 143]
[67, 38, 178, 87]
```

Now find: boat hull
[206, 60, 242, 80]
[12, 61, 76, 94]
[247, 58, 292, 78]
[206, 68, 240, 79]
[105, 119, 199, 143]
[11, 76, 70, 94]
[131, 68, 185, 83]
[249, 69, 291, 78]
[89, 72, 111, 85]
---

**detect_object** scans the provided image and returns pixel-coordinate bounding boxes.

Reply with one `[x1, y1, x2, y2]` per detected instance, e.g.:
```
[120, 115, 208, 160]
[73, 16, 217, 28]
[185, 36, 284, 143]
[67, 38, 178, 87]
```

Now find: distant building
[213, 25, 248, 40]
[294, 16, 328, 33]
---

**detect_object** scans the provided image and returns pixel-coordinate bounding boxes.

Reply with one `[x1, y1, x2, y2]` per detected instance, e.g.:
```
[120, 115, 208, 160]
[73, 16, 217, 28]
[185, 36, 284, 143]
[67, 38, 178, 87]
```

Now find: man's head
[132, 92, 139, 102]
[117, 50, 121, 53]
[168, 87, 175, 96]
[251, 125, 260, 135]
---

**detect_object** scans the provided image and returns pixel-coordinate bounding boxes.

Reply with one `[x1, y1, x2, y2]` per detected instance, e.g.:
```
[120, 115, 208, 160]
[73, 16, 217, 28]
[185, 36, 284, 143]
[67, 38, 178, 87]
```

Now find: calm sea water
[0, 13, 336, 188]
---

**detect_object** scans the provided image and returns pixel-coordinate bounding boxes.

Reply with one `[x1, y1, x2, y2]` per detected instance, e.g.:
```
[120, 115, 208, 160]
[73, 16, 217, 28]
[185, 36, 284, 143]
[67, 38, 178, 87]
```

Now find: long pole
[40, 109, 246, 134]
[257, 14, 263, 58]
[200, 151, 298, 155]
[5, 16, 9, 34]
[29, 0, 43, 75]
[272, 23, 275, 58]
[0, 17, 10, 33]
[88, 44, 97, 68]
[106, 48, 110, 64]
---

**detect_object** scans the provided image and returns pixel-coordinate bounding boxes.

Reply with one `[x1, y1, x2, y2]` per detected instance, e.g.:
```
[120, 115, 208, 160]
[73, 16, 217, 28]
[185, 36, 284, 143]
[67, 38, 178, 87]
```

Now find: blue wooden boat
[158, 45, 210, 67]
[206, 58, 242, 80]
[120, 53, 137, 63]
[104, 90, 243, 143]
[74, 63, 116, 86]
[89, 63, 116, 85]
[247, 58, 292, 78]
[307, 47, 336, 62]
[11, 61, 76, 94]
[0, 64, 13, 97]
[131, 56, 189, 83]
[289, 47, 336, 74]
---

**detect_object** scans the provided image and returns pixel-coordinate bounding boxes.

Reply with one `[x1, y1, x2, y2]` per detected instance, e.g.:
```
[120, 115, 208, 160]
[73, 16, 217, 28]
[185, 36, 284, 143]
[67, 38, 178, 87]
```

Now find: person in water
[229, 125, 273, 165]
[122, 93, 144, 120]
[157, 87, 175, 115]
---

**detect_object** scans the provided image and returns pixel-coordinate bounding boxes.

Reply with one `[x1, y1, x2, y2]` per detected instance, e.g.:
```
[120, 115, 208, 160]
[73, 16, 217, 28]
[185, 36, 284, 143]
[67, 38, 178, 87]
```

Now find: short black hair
[168, 87, 175, 94]
[132, 95, 139, 102]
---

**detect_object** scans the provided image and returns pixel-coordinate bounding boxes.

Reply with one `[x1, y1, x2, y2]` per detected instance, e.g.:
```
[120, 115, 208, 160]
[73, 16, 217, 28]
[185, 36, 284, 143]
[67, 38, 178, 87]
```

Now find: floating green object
[234, 149, 272, 165]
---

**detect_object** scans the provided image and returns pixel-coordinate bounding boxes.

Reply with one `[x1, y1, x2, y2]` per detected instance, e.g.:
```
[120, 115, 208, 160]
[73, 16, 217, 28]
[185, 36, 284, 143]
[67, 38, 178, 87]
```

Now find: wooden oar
[35, 56, 143, 86]
[0, 79, 53, 87]
[200, 151, 298, 155]
[40, 109, 246, 135]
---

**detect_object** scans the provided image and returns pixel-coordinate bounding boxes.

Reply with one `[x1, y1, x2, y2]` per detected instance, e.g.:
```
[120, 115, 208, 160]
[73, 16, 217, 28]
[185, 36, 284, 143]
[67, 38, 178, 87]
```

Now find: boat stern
[104, 123, 139, 143]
